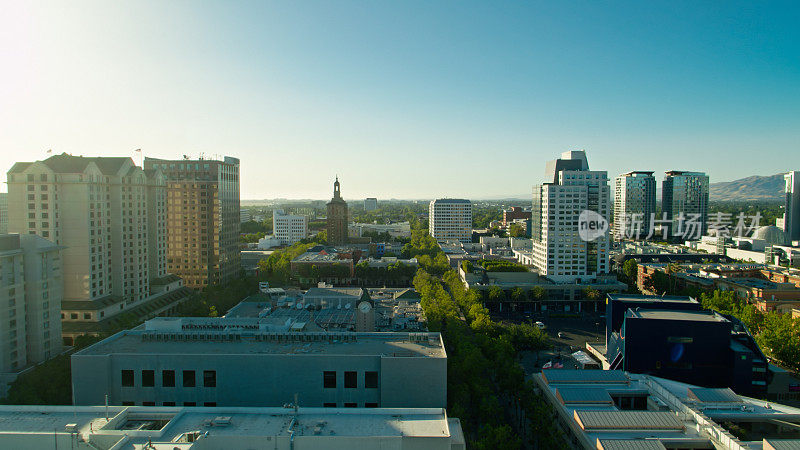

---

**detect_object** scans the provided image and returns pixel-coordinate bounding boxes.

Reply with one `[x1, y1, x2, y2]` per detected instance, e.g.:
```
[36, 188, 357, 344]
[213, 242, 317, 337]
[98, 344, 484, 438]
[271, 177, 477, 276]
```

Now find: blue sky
[1, 1, 798, 199]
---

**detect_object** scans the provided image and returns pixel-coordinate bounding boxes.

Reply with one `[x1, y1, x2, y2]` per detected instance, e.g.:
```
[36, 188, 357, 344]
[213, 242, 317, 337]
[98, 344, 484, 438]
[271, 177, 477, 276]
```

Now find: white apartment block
[662, 171, 709, 238]
[429, 199, 472, 243]
[273, 209, 307, 245]
[613, 171, 656, 239]
[6, 153, 169, 315]
[531, 151, 610, 283]
[0, 234, 63, 394]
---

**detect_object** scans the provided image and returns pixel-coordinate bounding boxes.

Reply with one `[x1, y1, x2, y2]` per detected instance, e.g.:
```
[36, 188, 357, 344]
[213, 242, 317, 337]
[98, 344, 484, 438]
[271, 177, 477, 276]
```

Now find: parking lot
[497, 312, 607, 375]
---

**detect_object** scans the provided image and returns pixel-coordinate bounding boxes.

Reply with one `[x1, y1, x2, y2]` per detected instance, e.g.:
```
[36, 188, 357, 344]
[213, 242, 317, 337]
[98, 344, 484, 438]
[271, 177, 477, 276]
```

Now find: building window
[70, 313, 78, 319]
[163, 401, 175, 406]
[142, 370, 155, 387]
[162, 370, 175, 387]
[122, 401, 135, 406]
[121, 370, 134, 387]
[323, 402, 337, 408]
[365, 402, 378, 408]
[203, 370, 216, 387]
[83, 313, 91, 320]
[204, 402, 216, 407]
[344, 371, 357, 389]
[344, 402, 357, 408]
[323, 371, 336, 388]
[365, 371, 378, 389]
[183, 402, 196, 407]
[142, 401, 156, 406]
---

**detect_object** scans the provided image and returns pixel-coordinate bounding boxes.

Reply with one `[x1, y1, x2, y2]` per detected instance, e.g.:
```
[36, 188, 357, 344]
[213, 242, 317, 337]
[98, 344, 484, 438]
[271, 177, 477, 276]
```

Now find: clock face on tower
[358, 301, 372, 313]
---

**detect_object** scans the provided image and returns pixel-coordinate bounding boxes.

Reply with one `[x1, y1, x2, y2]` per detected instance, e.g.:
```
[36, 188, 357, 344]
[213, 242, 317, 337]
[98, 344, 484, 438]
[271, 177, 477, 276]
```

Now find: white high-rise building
[0, 233, 63, 394]
[783, 171, 800, 243]
[531, 150, 610, 283]
[428, 199, 472, 243]
[273, 209, 307, 245]
[364, 197, 378, 211]
[662, 171, 709, 239]
[613, 171, 656, 239]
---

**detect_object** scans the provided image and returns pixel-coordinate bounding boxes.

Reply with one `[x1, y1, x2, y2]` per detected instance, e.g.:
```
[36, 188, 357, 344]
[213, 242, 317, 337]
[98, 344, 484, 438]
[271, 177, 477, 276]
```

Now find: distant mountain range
[710, 173, 785, 202]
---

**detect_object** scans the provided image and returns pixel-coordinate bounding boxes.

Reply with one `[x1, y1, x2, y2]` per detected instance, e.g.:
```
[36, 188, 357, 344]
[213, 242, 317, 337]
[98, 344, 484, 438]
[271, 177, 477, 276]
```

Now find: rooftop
[536, 370, 800, 450]
[74, 326, 445, 359]
[627, 309, 728, 323]
[0, 405, 461, 449]
[608, 294, 699, 305]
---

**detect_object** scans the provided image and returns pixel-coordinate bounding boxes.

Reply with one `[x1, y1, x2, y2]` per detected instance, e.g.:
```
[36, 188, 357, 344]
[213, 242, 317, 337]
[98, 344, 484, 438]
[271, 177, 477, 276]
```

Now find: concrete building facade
[0, 193, 7, 234]
[662, 171, 710, 239]
[364, 197, 378, 211]
[144, 156, 241, 289]
[273, 209, 307, 245]
[0, 234, 63, 395]
[531, 150, 611, 283]
[613, 171, 656, 239]
[429, 199, 472, 243]
[72, 321, 447, 409]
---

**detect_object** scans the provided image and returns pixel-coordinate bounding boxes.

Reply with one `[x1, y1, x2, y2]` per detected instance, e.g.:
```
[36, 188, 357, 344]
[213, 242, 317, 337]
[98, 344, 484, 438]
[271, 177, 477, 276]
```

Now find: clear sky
[1, 1, 798, 200]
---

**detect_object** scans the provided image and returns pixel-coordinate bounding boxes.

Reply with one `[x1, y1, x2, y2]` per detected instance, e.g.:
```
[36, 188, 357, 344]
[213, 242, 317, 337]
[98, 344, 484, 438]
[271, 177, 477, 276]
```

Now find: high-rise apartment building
[364, 197, 378, 211]
[531, 150, 610, 283]
[662, 171, 709, 239]
[7, 153, 167, 306]
[0, 193, 8, 234]
[0, 234, 63, 389]
[613, 171, 656, 239]
[783, 171, 800, 243]
[144, 157, 241, 289]
[428, 199, 472, 243]
[326, 177, 348, 246]
[272, 209, 307, 245]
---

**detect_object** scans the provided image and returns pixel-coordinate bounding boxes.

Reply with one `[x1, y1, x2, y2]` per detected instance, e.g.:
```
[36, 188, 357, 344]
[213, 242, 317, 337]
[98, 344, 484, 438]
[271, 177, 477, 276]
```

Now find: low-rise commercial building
[535, 369, 800, 450]
[72, 321, 447, 409]
[0, 405, 465, 450]
[459, 266, 626, 314]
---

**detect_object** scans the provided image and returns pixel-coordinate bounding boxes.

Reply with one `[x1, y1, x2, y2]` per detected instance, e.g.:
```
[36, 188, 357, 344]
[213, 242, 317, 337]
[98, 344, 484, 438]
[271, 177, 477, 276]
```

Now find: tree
[508, 223, 526, 238]
[623, 259, 638, 282]
[530, 286, 546, 301]
[487, 286, 506, 303]
[583, 288, 601, 301]
[511, 287, 527, 302]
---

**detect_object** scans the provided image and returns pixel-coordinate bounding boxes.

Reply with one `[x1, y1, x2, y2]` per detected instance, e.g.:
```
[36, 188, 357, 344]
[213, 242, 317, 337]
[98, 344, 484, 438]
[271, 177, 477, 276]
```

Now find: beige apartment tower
[7, 154, 168, 305]
[144, 157, 241, 289]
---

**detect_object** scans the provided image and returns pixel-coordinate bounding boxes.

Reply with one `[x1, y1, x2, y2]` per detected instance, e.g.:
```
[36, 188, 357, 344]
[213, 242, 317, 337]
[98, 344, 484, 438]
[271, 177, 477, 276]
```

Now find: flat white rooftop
[0, 405, 464, 450]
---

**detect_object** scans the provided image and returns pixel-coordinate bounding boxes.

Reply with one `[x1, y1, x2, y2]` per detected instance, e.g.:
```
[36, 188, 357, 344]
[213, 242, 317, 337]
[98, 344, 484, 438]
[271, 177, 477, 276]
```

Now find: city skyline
[1, 1, 799, 200]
